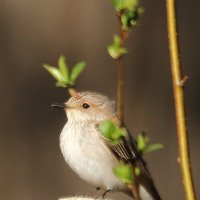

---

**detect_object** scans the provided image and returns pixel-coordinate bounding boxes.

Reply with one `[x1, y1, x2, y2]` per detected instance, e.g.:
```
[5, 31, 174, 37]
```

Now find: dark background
[0, 0, 199, 199]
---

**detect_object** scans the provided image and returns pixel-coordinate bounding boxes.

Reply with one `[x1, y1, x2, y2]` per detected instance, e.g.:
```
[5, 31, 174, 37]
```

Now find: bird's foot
[88, 187, 100, 197]
[101, 189, 110, 199]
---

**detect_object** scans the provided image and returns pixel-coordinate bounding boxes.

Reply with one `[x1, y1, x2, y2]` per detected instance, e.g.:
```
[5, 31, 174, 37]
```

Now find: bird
[52, 91, 161, 200]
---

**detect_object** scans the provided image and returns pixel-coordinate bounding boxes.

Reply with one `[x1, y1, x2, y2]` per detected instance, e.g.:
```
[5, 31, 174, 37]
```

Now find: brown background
[0, 0, 199, 199]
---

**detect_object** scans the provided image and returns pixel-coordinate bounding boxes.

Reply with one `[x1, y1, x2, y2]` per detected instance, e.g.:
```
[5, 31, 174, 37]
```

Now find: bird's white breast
[59, 121, 125, 190]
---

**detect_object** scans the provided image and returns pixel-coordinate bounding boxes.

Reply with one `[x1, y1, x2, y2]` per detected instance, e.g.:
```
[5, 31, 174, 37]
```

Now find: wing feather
[98, 125, 161, 200]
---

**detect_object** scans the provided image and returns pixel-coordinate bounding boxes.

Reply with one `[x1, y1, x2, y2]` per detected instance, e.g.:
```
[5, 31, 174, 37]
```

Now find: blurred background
[0, 0, 199, 199]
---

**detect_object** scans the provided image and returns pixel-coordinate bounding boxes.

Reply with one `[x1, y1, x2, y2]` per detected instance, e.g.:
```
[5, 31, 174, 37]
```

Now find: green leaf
[44, 56, 86, 88]
[136, 133, 148, 152]
[107, 45, 128, 59]
[111, 0, 138, 11]
[137, 7, 144, 17]
[136, 132, 163, 154]
[121, 8, 144, 31]
[58, 55, 69, 82]
[143, 143, 164, 154]
[99, 120, 116, 136]
[69, 62, 86, 85]
[135, 167, 141, 176]
[121, 14, 129, 31]
[43, 64, 63, 82]
[55, 81, 68, 88]
[107, 35, 128, 59]
[113, 35, 121, 46]
[113, 163, 133, 184]
[99, 120, 127, 144]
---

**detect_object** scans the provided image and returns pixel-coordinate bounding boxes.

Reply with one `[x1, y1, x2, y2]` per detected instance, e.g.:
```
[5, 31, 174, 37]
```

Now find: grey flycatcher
[52, 91, 161, 200]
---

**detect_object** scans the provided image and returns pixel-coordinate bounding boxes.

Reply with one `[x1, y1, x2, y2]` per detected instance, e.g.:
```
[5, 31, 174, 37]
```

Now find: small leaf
[107, 35, 128, 59]
[135, 167, 141, 176]
[43, 64, 63, 82]
[121, 8, 144, 31]
[55, 81, 67, 88]
[137, 7, 144, 17]
[99, 120, 115, 136]
[99, 120, 127, 144]
[107, 46, 127, 59]
[143, 144, 164, 154]
[58, 55, 69, 82]
[69, 62, 86, 85]
[111, 0, 138, 11]
[44, 56, 86, 88]
[136, 133, 148, 152]
[113, 163, 133, 184]
[136, 132, 163, 154]
[113, 35, 121, 46]
[121, 14, 129, 31]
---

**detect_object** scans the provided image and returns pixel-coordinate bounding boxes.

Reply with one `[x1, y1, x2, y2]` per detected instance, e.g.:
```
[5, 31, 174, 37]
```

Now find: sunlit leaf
[43, 64, 63, 82]
[113, 163, 133, 184]
[55, 81, 67, 88]
[111, 0, 138, 11]
[44, 56, 86, 88]
[113, 35, 121, 46]
[136, 132, 163, 154]
[143, 143, 164, 154]
[99, 120, 127, 144]
[58, 55, 69, 82]
[69, 62, 86, 85]
[107, 46, 128, 59]
[121, 8, 144, 31]
[136, 133, 148, 152]
[135, 167, 141, 176]
[107, 35, 128, 59]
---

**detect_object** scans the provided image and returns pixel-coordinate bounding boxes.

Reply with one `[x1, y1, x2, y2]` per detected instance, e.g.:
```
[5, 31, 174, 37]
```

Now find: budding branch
[166, 0, 196, 199]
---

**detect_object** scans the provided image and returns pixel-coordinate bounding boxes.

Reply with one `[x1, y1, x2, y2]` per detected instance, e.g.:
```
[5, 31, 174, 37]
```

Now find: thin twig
[178, 75, 189, 87]
[116, 12, 127, 124]
[128, 168, 141, 200]
[166, 0, 196, 199]
[116, 58, 125, 123]
[115, 11, 141, 200]
[128, 184, 141, 200]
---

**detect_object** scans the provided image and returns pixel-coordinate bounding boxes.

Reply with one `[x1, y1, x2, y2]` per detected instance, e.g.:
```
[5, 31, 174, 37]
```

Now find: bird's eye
[82, 103, 90, 109]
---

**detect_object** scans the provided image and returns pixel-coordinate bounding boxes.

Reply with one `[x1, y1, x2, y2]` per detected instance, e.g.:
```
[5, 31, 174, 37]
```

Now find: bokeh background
[0, 0, 199, 199]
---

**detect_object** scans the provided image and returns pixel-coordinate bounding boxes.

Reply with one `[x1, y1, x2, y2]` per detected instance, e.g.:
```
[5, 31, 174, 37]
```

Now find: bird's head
[53, 91, 116, 124]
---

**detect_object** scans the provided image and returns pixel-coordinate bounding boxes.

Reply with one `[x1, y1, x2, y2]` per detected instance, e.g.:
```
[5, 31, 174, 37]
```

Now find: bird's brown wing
[100, 126, 161, 200]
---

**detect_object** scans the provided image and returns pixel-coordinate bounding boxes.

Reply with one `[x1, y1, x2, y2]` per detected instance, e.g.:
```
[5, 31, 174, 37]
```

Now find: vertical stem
[115, 12, 141, 200]
[116, 12, 128, 124]
[166, 0, 196, 199]
[116, 58, 124, 123]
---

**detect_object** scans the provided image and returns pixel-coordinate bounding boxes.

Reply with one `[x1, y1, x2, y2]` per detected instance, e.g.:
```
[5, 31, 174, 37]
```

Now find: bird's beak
[51, 103, 66, 110]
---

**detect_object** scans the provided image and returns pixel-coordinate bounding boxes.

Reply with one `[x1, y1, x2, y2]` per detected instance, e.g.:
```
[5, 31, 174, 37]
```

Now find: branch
[116, 11, 128, 125]
[116, 57, 125, 123]
[166, 0, 196, 199]
[115, 14, 140, 200]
